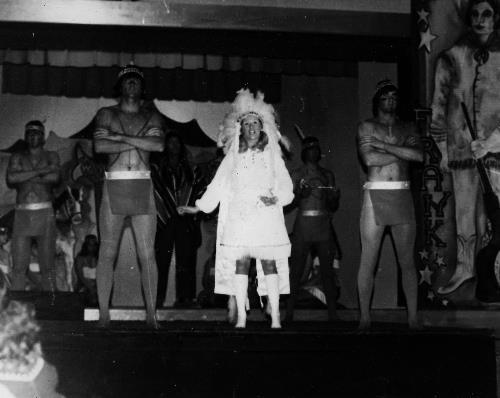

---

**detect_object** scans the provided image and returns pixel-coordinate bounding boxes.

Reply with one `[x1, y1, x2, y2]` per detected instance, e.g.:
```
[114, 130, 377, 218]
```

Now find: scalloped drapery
[0, 49, 357, 102]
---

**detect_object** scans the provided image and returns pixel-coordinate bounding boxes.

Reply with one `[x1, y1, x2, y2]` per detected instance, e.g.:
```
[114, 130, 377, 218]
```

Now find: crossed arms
[357, 121, 423, 167]
[7, 151, 61, 186]
[93, 108, 165, 154]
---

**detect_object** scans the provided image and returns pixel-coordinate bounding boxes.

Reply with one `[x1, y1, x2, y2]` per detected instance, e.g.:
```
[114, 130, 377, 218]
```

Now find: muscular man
[7, 120, 60, 291]
[93, 64, 165, 327]
[431, 0, 500, 294]
[285, 136, 340, 322]
[357, 81, 423, 330]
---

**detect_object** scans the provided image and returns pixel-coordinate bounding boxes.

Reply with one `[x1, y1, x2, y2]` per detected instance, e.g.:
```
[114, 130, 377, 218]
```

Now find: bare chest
[112, 111, 151, 136]
[20, 153, 49, 170]
[296, 167, 329, 187]
[372, 124, 406, 146]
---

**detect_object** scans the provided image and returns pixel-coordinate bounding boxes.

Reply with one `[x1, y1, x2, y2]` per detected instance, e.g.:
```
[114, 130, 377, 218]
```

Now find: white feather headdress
[218, 89, 290, 155]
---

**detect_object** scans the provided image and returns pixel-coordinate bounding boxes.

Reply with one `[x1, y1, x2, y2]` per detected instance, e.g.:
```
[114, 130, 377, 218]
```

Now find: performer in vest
[357, 80, 423, 330]
[7, 121, 60, 292]
[93, 64, 165, 328]
[285, 135, 340, 323]
[150, 132, 204, 307]
[178, 89, 293, 329]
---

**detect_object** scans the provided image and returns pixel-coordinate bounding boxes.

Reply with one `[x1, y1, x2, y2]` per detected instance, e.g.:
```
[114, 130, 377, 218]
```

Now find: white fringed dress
[195, 146, 293, 296]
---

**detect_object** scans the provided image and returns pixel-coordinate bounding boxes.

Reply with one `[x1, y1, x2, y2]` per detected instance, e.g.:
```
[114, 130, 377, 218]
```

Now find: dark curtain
[2, 64, 282, 103]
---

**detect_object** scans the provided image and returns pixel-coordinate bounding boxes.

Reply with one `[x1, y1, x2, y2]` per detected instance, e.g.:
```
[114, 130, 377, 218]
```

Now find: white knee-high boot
[265, 274, 281, 329]
[234, 274, 248, 328]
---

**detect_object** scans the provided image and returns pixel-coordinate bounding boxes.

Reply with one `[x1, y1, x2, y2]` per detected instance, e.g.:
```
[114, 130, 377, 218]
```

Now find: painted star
[427, 290, 435, 300]
[417, 9, 430, 24]
[419, 265, 433, 285]
[435, 255, 445, 267]
[418, 249, 429, 260]
[419, 27, 438, 53]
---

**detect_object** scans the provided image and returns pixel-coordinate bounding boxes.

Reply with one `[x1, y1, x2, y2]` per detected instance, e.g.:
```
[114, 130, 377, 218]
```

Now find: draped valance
[0, 49, 357, 102]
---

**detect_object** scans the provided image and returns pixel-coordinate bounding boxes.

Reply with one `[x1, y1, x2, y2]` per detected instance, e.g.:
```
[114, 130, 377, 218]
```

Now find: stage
[7, 292, 500, 397]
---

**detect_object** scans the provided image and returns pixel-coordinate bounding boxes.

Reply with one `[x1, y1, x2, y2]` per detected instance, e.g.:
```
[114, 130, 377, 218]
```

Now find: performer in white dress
[178, 89, 293, 328]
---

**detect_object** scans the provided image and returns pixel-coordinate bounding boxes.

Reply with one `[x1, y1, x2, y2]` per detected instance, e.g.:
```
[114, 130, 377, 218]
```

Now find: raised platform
[83, 306, 500, 333]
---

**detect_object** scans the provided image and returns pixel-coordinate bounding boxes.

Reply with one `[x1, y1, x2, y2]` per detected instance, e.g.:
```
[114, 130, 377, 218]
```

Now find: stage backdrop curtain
[0, 49, 357, 102]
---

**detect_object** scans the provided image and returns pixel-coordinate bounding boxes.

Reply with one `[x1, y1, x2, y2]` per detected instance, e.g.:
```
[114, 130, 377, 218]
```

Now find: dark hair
[78, 234, 99, 258]
[372, 85, 398, 117]
[163, 132, 194, 183]
[301, 145, 321, 163]
[238, 131, 269, 153]
[24, 120, 45, 132]
[466, 0, 499, 26]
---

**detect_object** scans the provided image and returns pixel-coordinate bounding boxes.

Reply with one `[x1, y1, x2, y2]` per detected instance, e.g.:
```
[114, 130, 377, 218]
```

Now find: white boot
[265, 274, 281, 329]
[234, 274, 248, 328]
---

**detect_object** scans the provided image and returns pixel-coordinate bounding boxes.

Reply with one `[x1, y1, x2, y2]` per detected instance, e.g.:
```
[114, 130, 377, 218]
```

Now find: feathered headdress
[218, 89, 290, 155]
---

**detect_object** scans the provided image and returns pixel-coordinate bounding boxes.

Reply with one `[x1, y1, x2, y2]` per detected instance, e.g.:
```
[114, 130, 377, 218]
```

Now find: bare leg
[11, 236, 32, 291]
[392, 223, 419, 329]
[234, 258, 250, 328]
[262, 260, 280, 328]
[227, 295, 237, 324]
[35, 217, 56, 292]
[154, 224, 174, 309]
[130, 213, 159, 328]
[357, 191, 385, 330]
[96, 189, 125, 328]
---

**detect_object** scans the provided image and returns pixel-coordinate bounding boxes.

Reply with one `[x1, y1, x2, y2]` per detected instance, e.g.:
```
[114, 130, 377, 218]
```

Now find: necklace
[28, 154, 43, 170]
[117, 109, 152, 171]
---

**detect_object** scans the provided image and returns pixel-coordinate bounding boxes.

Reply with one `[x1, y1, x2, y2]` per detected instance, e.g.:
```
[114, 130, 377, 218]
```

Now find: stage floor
[7, 292, 500, 397]
[38, 320, 496, 398]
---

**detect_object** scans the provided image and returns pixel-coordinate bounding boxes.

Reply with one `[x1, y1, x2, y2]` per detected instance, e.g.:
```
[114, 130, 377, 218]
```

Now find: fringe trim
[448, 155, 500, 170]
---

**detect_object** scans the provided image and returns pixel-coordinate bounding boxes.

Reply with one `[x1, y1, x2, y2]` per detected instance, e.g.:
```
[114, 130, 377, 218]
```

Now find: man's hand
[471, 139, 489, 160]
[406, 136, 418, 147]
[471, 130, 500, 160]
[432, 141, 449, 173]
[259, 196, 278, 206]
[298, 179, 312, 198]
[177, 205, 200, 215]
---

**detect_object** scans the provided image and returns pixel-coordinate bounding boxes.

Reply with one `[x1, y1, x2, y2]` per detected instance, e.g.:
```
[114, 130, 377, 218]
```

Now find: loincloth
[13, 202, 55, 237]
[363, 181, 415, 226]
[105, 171, 155, 216]
[293, 211, 332, 242]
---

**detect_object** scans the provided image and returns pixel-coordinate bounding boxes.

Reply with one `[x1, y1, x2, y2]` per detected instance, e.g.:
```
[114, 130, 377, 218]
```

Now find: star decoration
[427, 290, 435, 300]
[419, 249, 429, 260]
[417, 9, 430, 25]
[419, 265, 433, 285]
[419, 27, 438, 53]
[435, 255, 445, 267]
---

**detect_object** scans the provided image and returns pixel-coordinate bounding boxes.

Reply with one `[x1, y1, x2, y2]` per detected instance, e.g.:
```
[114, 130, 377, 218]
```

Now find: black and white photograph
[0, 0, 497, 397]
